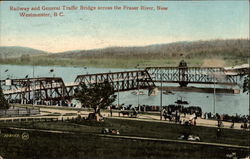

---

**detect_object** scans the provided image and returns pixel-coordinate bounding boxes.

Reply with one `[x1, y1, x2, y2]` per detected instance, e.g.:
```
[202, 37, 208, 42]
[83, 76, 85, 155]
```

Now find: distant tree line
[52, 39, 249, 60]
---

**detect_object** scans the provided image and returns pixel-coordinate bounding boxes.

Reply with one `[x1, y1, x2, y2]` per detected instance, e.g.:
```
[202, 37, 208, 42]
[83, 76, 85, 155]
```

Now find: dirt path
[0, 106, 245, 130]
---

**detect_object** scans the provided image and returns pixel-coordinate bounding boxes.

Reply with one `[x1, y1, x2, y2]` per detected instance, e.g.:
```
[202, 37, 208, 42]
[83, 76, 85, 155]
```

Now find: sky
[0, 1, 249, 53]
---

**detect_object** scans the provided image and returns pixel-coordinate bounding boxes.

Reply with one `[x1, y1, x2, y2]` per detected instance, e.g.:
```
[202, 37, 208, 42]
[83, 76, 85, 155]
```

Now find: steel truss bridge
[1, 70, 156, 105]
[1, 62, 247, 105]
[146, 67, 239, 87]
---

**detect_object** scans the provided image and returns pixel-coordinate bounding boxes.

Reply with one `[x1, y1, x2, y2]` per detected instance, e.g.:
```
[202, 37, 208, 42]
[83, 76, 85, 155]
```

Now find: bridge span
[1, 61, 248, 105]
[146, 60, 242, 87]
[1, 70, 156, 105]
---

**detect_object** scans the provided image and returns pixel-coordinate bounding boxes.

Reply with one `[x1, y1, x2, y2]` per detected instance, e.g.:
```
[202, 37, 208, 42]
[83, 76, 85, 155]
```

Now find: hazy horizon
[1, 38, 248, 54]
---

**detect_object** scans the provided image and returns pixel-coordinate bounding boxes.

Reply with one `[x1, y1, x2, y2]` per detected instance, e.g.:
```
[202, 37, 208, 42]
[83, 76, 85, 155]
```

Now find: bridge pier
[148, 87, 158, 96]
[178, 60, 189, 87]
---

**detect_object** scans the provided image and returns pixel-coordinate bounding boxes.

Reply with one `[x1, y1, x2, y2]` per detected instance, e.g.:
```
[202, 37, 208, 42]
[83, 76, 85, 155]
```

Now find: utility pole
[213, 74, 216, 114]
[0, 66, 1, 87]
[137, 68, 140, 112]
[117, 83, 120, 107]
[32, 64, 35, 107]
[137, 79, 140, 112]
[160, 70, 163, 110]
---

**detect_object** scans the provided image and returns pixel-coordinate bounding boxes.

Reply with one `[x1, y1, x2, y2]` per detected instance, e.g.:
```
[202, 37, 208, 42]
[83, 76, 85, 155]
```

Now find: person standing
[160, 108, 166, 120]
[107, 106, 112, 117]
[109, 106, 113, 117]
[175, 111, 178, 123]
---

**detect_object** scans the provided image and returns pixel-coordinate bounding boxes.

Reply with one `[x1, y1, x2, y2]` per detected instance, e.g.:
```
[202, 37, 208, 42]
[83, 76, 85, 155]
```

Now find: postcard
[0, 1, 249, 159]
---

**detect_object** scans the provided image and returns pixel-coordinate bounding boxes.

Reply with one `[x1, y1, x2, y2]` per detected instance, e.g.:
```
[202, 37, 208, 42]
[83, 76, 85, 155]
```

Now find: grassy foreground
[0, 118, 249, 159]
[0, 130, 248, 159]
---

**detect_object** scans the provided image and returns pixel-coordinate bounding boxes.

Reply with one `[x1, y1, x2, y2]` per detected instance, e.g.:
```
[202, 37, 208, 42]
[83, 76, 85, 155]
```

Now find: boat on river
[131, 91, 145, 95]
[163, 90, 175, 95]
[175, 97, 189, 105]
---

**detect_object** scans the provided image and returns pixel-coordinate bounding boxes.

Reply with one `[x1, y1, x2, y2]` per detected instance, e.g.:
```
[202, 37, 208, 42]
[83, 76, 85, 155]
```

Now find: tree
[0, 86, 9, 110]
[243, 75, 249, 94]
[74, 80, 116, 117]
[20, 54, 30, 63]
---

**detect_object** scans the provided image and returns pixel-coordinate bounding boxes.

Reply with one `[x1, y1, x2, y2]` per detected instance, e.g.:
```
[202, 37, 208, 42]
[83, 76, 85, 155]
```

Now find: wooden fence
[0, 117, 59, 123]
[0, 107, 40, 117]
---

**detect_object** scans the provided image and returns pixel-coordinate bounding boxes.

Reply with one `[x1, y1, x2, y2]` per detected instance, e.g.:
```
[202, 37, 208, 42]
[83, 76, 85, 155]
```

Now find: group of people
[107, 104, 249, 129]
[160, 108, 199, 127]
[160, 108, 180, 122]
[202, 112, 249, 123]
[115, 104, 159, 112]
[201, 112, 250, 129]
[108, 104, 138, 118]
[160, 105, 201, 119]
[200, 112, 250, 129]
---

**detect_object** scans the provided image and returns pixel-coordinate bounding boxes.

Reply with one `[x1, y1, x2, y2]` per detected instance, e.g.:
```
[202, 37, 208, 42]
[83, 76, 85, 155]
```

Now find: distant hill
[1, 39, 248, 60]
[52, 39, 249, 59]
[0, 46, 48, 58]
[0, 39, 248, 68]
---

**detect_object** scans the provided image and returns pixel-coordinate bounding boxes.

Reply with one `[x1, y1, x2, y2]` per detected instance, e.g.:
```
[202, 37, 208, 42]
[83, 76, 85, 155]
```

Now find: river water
[0, 64, 249, 115]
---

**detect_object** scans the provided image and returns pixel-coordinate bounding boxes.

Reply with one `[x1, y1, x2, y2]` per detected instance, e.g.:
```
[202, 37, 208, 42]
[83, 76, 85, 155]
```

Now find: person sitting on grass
[216, 128, 222, 139]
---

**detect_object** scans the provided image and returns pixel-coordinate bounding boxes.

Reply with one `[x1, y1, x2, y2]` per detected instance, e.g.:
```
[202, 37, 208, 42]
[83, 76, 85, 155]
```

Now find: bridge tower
[178, 60, 188, 87]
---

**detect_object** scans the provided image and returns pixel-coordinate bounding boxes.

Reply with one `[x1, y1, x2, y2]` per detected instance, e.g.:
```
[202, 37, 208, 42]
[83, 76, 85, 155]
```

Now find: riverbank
[2, 104, 247, 130]
[0, 56, 247, 68]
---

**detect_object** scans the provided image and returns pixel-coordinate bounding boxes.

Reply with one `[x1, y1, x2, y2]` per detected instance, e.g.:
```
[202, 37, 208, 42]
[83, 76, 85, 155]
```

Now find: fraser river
[0, 64, 248, 115]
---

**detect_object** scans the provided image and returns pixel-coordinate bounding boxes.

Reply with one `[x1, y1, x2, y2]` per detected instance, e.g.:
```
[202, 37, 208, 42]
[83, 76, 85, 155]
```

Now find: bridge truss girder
[146, 67, 238, 86]
[2, 77, 69, 105]
[73, 70, 156, 93]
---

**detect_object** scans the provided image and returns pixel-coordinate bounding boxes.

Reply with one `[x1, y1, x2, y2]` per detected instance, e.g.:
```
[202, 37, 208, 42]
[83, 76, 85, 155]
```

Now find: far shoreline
[0, 57, 247, 69]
